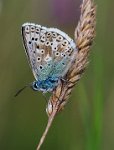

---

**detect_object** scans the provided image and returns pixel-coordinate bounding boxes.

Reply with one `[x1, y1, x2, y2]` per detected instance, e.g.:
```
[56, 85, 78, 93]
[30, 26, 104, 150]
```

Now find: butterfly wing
[22, 23, 77, 81]
[47, 28, 77, 79]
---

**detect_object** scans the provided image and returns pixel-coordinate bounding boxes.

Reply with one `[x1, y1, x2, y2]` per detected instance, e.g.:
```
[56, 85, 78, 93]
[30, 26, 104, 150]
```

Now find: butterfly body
[32, 76, 59, 92]
[22, 23, 77, 93]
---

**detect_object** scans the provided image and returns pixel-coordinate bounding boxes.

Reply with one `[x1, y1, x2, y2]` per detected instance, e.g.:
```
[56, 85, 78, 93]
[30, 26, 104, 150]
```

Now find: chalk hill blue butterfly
[22, 23, 77, 93]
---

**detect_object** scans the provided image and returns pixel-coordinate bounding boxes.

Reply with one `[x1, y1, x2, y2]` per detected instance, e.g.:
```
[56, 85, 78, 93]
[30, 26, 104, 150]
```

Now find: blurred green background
[0, 0, 114, 149]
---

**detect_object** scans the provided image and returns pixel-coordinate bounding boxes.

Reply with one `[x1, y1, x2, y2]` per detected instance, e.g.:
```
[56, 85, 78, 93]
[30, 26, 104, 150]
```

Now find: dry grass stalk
[36, 0, 96, 149]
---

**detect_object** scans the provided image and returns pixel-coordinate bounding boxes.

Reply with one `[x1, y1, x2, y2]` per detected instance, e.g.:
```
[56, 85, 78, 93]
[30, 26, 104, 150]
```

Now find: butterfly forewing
[22, 23, 76, 81]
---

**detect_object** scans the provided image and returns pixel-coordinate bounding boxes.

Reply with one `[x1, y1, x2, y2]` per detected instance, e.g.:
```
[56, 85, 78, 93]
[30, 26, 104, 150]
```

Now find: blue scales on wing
[22, 23, 77, 92]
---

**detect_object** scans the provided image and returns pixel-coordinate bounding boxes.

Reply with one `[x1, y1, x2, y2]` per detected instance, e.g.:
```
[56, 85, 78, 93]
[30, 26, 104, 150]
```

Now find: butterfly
[21, 23, 77, 93]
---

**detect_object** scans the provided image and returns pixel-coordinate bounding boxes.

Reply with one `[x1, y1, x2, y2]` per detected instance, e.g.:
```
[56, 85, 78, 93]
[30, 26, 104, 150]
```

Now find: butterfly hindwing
[22, 23, 76, 81]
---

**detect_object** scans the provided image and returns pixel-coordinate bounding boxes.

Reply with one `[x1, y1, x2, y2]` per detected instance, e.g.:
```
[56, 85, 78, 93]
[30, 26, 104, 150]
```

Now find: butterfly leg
[61, 78, 73, 85]
[42, 93, 48, 102]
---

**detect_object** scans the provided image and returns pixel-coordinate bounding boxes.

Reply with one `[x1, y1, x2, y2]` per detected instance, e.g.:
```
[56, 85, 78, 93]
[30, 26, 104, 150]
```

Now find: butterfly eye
[36, 45, 39, 49]
[52, 46, 57, 51]
[36, 28, 40, 34]
[40, 49, 45, 54]
[61, 53, 64, 57]
[35, 38, 38, 41]
[67, 48, 73, 54]
[42, 35, 45, 39]
[31, 26, 35, 32]
[57, 35, 63, 41]
[46, 32, 52, 38]
[28, 41, 32, 44]
[36, 28, 40, 31]
[25, 26, 29, 33]
[52, 32, 57, 38]
[31, 26, 34, 29]
[63, 40, 68, 45]
[45, 41, 50, 46]
[37, 57, 41, 62]
[50, 42, 53, 46]
[32, 37, 34, 41]
[67, 50, 70, 54]
[61, 53, 66, 57]
[39, 65, 43, 70]
[68, 48, 73, 53]
[55, 52, 60, 56]
[41, 35, 46, 42]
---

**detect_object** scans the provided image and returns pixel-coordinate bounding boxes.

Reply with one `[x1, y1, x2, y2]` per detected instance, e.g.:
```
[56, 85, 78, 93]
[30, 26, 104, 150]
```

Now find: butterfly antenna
[14, 85, 28, 97]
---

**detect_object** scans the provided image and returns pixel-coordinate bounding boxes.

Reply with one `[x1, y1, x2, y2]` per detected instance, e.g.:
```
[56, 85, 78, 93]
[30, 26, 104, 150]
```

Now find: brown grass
[36, 0, 96, 149]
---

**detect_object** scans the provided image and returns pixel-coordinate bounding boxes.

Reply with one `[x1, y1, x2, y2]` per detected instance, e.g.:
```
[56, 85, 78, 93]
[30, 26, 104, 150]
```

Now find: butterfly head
[32, 81, 40, 91]
[31, 77, 59, 93]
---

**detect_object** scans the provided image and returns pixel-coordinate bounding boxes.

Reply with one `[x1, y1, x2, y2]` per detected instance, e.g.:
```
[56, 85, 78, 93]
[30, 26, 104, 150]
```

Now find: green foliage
[0, 0, 113, 150]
